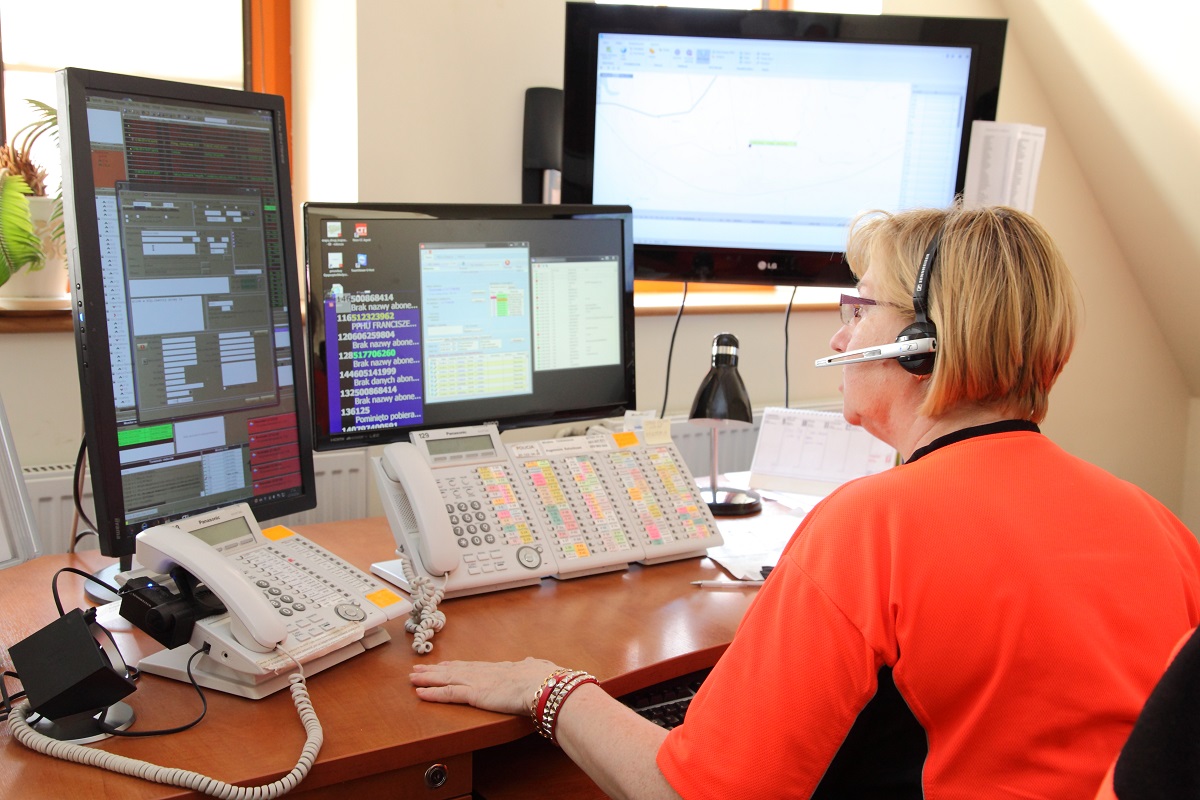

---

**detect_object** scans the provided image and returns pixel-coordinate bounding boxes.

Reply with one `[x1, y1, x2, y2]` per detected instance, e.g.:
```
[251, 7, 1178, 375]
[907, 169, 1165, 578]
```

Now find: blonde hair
[845, 204, 1078, 423]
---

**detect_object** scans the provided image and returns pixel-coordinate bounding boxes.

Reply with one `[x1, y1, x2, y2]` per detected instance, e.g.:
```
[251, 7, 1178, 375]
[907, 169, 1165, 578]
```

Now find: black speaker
[521, 87, 563, 203]
[8, 608, 136, 720]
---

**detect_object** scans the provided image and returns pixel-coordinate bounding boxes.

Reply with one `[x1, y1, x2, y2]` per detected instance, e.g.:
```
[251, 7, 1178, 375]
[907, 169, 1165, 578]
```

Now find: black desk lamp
[688, 333, 762, 516]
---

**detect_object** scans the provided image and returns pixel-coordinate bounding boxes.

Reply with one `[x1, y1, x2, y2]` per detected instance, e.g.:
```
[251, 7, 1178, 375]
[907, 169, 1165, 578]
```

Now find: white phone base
[638, 548, 712, 566]
[370, 557, 542, 600]
[137, 628, 390, 700]
[549, 561, 629, 580]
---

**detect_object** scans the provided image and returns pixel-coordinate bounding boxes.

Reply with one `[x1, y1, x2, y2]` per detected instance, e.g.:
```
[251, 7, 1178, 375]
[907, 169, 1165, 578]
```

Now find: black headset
[896, 228, 941, 376]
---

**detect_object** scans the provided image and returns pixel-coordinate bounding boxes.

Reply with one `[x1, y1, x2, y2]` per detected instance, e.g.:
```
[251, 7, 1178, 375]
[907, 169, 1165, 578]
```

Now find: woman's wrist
[530, 667, 599, 744]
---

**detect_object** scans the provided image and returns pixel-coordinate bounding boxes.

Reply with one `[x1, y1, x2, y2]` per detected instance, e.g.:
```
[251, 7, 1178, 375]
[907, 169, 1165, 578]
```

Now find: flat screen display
[57, 68, 316, 562]
[562, 5, 1007, 285]
[303, 203, 637, 450]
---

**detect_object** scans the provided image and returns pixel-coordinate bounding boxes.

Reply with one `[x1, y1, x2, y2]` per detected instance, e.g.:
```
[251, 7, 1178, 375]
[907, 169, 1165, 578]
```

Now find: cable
[70, 437, 97, 552]
[1, 671, 27, 723]
[658, 281, 689, 419]
[784, 285, 798, 408]
[399, 552, 446, 654]
[50, 567, 122, 617]
[97, 647, 208, 737]
[7, 647, 324, 799]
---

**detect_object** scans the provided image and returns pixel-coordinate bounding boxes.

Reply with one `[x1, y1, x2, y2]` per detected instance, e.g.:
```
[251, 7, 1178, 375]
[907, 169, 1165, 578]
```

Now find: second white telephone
[371, 424, 723, 599]
[129, 503, 412, 698]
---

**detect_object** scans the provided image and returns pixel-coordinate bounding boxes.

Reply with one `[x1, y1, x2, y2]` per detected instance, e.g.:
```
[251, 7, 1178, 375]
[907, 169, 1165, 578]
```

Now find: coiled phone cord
[399, 553, 446, 654]
[8, 656, 323, 799]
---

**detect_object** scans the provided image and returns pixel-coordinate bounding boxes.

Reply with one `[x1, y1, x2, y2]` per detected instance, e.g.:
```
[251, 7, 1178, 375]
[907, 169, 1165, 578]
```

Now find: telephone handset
[131, 502, 410, 699]
[136, 523, 285, 653]
[376, 442, 460, 576]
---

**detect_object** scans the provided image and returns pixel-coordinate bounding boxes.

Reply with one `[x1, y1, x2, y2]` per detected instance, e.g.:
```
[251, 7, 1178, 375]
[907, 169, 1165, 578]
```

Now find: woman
[410, 205, 1200, 799]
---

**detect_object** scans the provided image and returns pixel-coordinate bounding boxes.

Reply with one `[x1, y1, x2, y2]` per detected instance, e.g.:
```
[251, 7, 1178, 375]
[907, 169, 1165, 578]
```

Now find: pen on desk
[692, 580, 765, 589]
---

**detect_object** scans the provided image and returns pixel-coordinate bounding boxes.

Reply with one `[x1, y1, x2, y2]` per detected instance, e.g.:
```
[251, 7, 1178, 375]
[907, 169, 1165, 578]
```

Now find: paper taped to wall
[962, 121, 1047, 213]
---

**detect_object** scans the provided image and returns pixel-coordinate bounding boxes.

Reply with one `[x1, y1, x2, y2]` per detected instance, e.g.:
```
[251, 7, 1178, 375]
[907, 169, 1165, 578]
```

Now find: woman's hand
[410, 656, 565, 716]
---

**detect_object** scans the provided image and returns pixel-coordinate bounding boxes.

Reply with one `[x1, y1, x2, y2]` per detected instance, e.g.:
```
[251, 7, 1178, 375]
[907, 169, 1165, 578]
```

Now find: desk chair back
[1095, 625, 1200, 799]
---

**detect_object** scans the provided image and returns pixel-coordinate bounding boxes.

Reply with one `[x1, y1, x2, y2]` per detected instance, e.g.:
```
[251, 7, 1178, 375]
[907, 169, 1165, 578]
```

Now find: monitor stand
[84, 555, 133, 605]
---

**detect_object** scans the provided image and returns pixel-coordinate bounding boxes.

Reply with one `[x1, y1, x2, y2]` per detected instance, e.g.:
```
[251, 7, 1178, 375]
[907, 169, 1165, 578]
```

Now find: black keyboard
[619, 668, 710, 730]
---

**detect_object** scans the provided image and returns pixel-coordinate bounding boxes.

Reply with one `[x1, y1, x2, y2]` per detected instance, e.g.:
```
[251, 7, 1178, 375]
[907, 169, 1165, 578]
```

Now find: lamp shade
[689, 332, 753, 425]
[688, 333, 761, 516]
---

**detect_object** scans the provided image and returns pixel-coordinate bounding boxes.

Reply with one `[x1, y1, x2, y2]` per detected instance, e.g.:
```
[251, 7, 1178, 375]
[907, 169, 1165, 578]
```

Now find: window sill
[0, 309, 71, 333]
[633, 281, 841, 316]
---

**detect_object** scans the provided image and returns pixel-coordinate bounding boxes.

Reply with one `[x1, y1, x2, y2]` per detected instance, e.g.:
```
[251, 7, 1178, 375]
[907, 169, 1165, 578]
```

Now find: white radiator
[669, 413, 763, 479]
[668, 402, 843, 480]
[22, 449, 371, 555]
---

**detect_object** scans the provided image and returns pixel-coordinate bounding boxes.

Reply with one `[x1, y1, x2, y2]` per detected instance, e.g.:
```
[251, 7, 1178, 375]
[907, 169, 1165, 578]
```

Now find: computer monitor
[302, 203, 636, 451]
[57, 68, 317, 571]
[562, 4, 1007, 286]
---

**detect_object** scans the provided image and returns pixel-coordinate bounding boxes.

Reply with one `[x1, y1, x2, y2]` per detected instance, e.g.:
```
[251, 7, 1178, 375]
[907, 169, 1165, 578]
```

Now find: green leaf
[0, 171, 45, 286]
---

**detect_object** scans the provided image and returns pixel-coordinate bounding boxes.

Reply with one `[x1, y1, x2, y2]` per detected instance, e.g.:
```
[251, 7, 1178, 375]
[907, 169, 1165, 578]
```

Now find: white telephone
[371, 425, 560, 599]
[131, 503, 411, 699]
[371, 423, 724, 598]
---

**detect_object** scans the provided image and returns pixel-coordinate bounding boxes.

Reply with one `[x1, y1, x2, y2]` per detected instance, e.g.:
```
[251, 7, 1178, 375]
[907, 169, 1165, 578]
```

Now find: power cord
[399, 552, 446, 654]
[8, 647, 323, 799]
[659, 281, 689, 418]
[784, 285, 798, 408]
[69, 437, 98, 553]
[95, 647, 208, 737]
[0, 671, 27, 723]
[50, 566, 121, 617]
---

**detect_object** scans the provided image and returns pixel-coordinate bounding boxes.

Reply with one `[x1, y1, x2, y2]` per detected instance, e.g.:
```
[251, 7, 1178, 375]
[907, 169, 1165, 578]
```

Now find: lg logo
[756, 260, 778, 272]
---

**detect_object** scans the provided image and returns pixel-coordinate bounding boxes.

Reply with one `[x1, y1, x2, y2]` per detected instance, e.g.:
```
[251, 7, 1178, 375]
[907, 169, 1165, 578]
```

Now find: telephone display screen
[425, 434, 496, 457]
[189, 516, 253, 547]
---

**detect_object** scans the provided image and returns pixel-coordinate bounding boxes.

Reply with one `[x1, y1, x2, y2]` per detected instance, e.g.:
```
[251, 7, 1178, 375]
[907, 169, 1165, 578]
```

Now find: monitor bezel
[561, 4, 1008, 286]
[57, 67, 318, 562]
[302, 202, 638, 452]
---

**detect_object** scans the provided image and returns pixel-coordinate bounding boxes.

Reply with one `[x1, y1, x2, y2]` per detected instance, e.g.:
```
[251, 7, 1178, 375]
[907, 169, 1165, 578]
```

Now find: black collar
[905, 419, 1040, 464]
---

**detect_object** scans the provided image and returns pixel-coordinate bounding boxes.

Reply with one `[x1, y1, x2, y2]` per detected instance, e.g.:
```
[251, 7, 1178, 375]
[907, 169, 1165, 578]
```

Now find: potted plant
[0, 100, 66, 307]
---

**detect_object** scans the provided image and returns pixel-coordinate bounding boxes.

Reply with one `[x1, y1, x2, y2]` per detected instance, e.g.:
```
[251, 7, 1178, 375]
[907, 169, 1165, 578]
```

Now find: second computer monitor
[303, 203, 637, 450]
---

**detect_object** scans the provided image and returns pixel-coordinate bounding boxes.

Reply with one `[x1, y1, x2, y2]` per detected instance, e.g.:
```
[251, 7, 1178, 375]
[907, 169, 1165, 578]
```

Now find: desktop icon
[326, 221, 343, 238]
[327, 253, 344, 271]
[355, 222, 368, 238]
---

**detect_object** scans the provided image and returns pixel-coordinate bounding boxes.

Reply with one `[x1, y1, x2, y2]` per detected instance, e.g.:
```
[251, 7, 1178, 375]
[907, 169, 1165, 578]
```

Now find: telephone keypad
[234, 536, 390, 646]
[436, 464, 541, 573]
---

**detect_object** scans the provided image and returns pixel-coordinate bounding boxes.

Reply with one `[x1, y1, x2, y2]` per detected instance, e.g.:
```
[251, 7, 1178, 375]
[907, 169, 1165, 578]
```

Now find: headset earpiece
[896, 320, 936, 375]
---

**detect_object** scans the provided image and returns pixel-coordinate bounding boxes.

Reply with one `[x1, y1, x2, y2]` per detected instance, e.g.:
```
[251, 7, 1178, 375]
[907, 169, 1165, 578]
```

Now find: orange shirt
[659, 429, 1200, 799]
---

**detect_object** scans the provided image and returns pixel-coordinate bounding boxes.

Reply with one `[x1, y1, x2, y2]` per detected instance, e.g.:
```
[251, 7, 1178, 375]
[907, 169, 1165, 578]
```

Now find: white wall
[0, 1, 1193, 534]
[305, 0, 1194, 529]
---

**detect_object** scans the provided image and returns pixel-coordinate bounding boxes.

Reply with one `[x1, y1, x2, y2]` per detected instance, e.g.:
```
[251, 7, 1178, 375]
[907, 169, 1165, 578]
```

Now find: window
[0, 0, 245, 197]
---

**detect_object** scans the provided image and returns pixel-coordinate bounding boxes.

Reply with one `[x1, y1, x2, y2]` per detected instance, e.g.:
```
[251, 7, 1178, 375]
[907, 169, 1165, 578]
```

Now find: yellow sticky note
[367, 588, 406, 609]
[641, 417, 673, 445]
[261, 525, 296, 541]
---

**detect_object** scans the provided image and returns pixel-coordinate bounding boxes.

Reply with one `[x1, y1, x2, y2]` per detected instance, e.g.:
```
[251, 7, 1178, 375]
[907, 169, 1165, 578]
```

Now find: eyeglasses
[839, 294, 877, 326]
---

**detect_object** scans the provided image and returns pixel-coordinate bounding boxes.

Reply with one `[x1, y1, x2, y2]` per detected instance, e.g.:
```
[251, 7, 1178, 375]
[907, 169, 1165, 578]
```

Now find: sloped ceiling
[1002, 0, 1200, 393]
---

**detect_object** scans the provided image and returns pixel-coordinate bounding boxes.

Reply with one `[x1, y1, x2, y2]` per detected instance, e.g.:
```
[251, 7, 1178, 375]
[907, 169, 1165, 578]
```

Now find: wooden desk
[0, 516, 765, 798]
